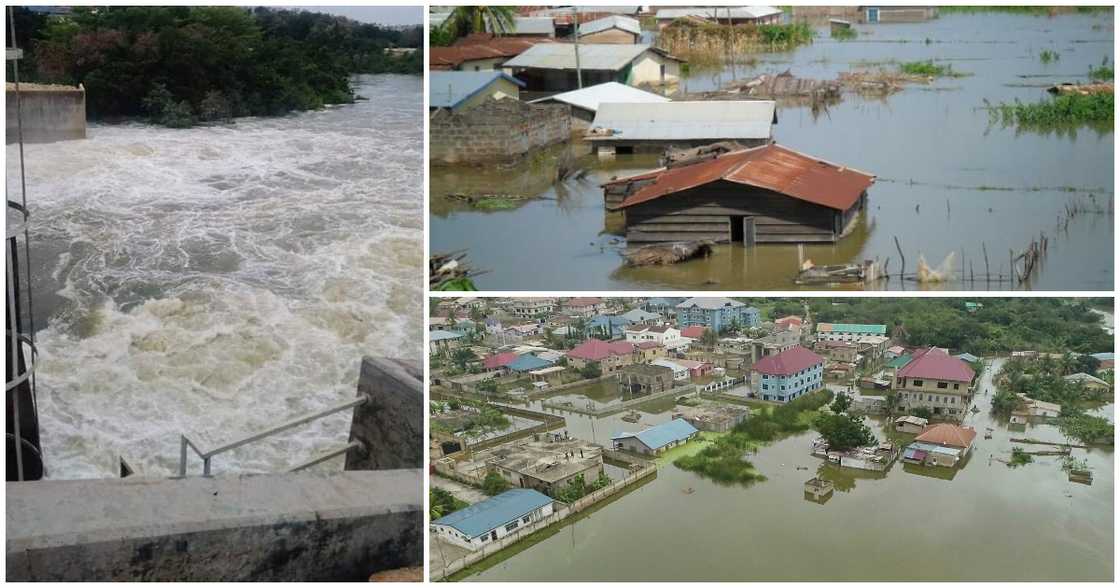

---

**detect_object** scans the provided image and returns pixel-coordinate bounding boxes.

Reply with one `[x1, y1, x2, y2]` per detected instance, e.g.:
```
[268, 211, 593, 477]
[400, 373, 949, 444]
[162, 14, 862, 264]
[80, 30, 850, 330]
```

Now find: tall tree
[440, 6, 516, 40]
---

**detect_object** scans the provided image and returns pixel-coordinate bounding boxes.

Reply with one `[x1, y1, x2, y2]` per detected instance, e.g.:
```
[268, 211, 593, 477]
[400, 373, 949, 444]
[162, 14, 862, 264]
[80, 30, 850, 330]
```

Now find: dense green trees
[806, 298, 1111, 354]
[481, 471, 512, 496]
[812, 413, 875, 452]
[431, 6, 516, 46]
[10, 6, 420, 124]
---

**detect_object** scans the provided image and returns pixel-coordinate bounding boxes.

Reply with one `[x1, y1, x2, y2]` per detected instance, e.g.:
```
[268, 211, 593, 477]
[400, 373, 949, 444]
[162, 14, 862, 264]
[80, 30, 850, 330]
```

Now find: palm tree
[441, 6, 516, 40]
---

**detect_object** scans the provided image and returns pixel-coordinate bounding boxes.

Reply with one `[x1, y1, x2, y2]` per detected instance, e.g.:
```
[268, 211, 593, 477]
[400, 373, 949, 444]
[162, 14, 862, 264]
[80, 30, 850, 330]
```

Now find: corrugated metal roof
[432, 489, 553, 539]
[818, 323, 888, 334]
[429, 329, 465, 342]
[508, 354, 553, 372]
[429, 71, 525, 109]
[752, 346, 824, 376]
[677, 297, 745, 310]
[588, 100, 776, 141]
[530, 82, 670, 113]
[656, 6, 783, 20]
[914, 424, 977, 449]
[897, 347, 975, 382]
[504, 43, 656, 71]
[612, 418, 698, 450]
[509, 16, 556, 35]
[610, 144, 875, 212]
[579, 14, 642, 36]
[429, 35, 554, 69]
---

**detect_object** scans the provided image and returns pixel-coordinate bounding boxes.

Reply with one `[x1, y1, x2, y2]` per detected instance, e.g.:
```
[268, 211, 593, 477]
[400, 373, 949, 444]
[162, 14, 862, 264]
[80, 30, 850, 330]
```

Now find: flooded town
[428, 6, 1114, 291]
[428, 296, 1113, 581]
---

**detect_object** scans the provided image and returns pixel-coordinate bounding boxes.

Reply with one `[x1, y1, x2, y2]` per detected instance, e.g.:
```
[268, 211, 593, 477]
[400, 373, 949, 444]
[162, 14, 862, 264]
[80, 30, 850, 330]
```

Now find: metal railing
[178, 396, 367, 477]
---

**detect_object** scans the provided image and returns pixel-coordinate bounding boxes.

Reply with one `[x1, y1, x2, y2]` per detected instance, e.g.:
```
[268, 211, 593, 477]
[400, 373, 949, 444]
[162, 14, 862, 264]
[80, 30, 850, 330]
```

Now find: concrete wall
[6, 470, 423, 581]
[345, 357, 423, 471]
[6, 85, 86, 143]
[430, 97, 571, 165]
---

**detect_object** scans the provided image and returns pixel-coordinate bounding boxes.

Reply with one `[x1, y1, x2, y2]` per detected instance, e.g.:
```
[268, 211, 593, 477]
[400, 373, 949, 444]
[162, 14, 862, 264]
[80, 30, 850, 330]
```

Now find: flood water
[431, 12, 1114, 291]
[465, 358, 1115, 581]
[7, 75, 423, 478]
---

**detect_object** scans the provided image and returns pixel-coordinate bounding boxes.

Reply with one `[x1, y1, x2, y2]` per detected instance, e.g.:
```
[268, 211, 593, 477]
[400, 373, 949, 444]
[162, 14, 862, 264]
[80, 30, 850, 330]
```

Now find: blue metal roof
[432, 489, 553, 539]
[430, 329, 465, 342]
[613, 418, 698, 450]
[1092, 352, 1114, 361]
[508, 354, 552, 372]
[429, 71, 525, 109]
[955, 352, 980, 363]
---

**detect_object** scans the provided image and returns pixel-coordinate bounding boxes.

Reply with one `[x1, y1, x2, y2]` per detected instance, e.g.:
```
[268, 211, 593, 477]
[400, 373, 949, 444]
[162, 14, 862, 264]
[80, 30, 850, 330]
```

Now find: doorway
[729, 216, 756, 246]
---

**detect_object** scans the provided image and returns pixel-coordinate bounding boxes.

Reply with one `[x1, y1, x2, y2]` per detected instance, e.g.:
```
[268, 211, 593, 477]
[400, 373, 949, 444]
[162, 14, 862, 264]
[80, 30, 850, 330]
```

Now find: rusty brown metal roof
[429, 35, 555, 69]
[611, 143, 875, 211]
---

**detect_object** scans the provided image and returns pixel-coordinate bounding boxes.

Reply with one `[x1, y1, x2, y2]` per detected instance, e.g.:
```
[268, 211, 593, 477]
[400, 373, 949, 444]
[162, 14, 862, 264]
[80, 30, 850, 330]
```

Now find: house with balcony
[816, 322, 888, 343]
[676, 297, 760, 333]
[892, 347, 976, 421]
[565, 339, 637, 373]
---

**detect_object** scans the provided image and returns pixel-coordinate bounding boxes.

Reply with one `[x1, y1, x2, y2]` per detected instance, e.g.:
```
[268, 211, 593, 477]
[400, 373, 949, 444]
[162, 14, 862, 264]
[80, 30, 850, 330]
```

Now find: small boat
[682, 487, 695, 495]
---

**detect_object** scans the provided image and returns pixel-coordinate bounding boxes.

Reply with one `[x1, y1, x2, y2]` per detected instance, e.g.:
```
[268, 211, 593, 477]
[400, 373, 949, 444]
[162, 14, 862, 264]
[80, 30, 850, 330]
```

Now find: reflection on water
[8, 75, 423, 478]
[467, 358, 1114, 582]
[431, 12, 1114, 290]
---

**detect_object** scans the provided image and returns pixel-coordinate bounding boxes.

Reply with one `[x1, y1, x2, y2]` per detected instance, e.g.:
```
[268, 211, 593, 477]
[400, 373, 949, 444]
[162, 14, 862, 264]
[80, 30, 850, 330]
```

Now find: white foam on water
[8, 75, 423, 479]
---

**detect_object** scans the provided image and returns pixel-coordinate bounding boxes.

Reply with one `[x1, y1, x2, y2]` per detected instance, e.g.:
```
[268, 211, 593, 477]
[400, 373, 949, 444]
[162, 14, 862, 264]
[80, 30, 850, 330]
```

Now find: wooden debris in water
[662, 141, 746, 168]
[430, 250, 489, 290]
[794, 258, 887, 285]
[703, 70, 841, 101]
[916, 251, 956, 283]
[838, 70, 931, 95]
[623, 240, 714, 266]
[1047, 82, 1114, 95]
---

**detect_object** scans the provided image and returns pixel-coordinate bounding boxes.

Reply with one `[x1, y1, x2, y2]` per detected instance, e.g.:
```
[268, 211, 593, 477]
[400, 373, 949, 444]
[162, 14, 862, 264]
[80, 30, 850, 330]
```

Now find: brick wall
[430, 97, 571, 165]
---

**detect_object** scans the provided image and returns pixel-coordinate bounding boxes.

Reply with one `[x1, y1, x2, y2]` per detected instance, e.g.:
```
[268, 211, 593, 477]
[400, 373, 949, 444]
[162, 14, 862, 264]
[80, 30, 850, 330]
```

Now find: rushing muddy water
[7, 75, 423, 479]
[431, 12, 1114, 290]
[464, 357, 1114, 581]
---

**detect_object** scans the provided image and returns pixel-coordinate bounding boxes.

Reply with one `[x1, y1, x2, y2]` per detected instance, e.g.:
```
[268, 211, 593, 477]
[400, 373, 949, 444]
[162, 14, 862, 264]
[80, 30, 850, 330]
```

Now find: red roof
[565, 297, 603, 307]
[635, 341, 663, 350]
[429, 35, 555, 69]
[566, 339, 635, 361]
[775, 316, 803, 327]
[897, 347, 974, 383]
[608, 144, 875, 212]
[752, 346, 824, 376]
[915, 424, 977, 449]
[482, 352, 519, 370]
[680, 326, 706, 338]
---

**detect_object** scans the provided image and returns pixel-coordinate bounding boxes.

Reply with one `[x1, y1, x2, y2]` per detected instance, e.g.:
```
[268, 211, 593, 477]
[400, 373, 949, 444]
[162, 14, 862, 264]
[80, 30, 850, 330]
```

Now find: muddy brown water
[431, 12, 1114, 291]
[462, 358, 1114, 581]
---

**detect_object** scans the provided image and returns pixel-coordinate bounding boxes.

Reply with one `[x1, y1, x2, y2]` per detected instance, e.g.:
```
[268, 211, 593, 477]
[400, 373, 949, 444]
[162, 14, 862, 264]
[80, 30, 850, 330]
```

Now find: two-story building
[511, 297, 556, 319]
[750, 346, 825, 403]
[815, 322, 888, 343]
[563, 297, 606, 317]
[893, 347, 976, 420]
[676, 297, 761, 333]
[623, 324, 690, 353]
[565, 339, 637, 373]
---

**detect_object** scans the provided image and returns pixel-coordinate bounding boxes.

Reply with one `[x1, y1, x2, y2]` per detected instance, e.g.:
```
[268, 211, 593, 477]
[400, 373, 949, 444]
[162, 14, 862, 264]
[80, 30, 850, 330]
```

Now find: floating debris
[794, 258, 887, 285]
[430, 250, 488, 290]
[623, 240, 714, 266]
[1047, 82, 1114, 95]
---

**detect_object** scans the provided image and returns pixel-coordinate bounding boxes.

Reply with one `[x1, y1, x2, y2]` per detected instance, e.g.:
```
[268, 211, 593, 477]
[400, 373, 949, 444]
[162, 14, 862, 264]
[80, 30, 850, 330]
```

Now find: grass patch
[471, 197, 518, 210]
[989, 92, 1114, 129]
[1089, 64, 1113, 81]
[1039, 49, 1060, 64]
[832, 26, 857, 41]
[899, 60, 967, 77]
[672, 389, 833, 487]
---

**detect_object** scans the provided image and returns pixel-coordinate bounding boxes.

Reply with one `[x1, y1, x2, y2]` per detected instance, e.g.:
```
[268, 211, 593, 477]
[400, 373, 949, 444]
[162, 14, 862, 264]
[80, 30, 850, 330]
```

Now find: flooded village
[429, 6, 1114, 291]
[427, 296, 1114, 581]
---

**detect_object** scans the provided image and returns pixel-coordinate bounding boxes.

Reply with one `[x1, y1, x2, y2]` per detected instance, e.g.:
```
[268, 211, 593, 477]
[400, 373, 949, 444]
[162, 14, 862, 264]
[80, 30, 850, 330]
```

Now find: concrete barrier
[345, 357, 423, 471]
[6, 469, 423, 581]
[6, 83, 86, 143]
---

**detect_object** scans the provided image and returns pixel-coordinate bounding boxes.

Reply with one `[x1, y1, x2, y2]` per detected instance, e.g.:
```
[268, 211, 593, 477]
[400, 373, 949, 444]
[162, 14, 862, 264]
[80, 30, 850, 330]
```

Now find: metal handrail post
[179, 435, 188, 477]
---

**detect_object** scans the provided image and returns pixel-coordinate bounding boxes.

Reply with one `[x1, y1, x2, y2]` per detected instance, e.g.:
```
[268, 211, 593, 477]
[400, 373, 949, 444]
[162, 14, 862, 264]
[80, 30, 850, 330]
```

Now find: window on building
[937, 382, 948, 389]
[505, 520, 519, 532]
[954, 383, 960, 390]
[913, 380, 924, 387]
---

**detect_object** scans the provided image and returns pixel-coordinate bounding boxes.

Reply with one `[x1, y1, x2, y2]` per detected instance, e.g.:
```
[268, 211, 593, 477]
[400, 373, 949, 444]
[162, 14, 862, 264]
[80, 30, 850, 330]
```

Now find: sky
[293, 6, 422, 26]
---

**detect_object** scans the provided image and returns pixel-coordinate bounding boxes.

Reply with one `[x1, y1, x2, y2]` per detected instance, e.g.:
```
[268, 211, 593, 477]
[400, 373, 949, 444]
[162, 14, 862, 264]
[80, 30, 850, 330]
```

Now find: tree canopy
[9, 6, 421, 124]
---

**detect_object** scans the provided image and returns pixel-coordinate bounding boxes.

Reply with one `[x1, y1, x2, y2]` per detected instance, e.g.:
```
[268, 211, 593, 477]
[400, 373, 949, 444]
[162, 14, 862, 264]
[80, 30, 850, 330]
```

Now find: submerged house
[655, 6, 784, 28]
[612, 418, 699, 455]
[429, 71, 524, 113]
[577, 15, 642, 44]
[529, 81, 670, 130]
[902, 423, 976, 468]
[430, 488, 555, 551]
[861, 6, 939, 23]
[503, 43, 684, 94]
[604, 143, 875, 245]
[585, 100, 776, 155]
[429, 34, 554, 71]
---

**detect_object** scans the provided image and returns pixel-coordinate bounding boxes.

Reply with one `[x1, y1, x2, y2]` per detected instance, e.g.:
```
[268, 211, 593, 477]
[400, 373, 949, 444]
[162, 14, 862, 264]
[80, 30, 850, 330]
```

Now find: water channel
[8, 75, 423, 478]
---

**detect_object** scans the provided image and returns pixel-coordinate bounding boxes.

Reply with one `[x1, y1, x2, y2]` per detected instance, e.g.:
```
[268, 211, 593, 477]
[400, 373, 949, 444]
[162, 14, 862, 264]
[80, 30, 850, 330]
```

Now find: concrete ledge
[7, 469, 422, 581]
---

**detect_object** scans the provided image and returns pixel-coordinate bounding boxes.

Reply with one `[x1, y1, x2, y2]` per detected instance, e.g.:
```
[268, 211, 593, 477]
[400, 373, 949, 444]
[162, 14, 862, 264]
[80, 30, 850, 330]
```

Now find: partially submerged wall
[430, 97, 570, 165]
[6, 83, 86, 143]
[6, 469, 423, 581]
